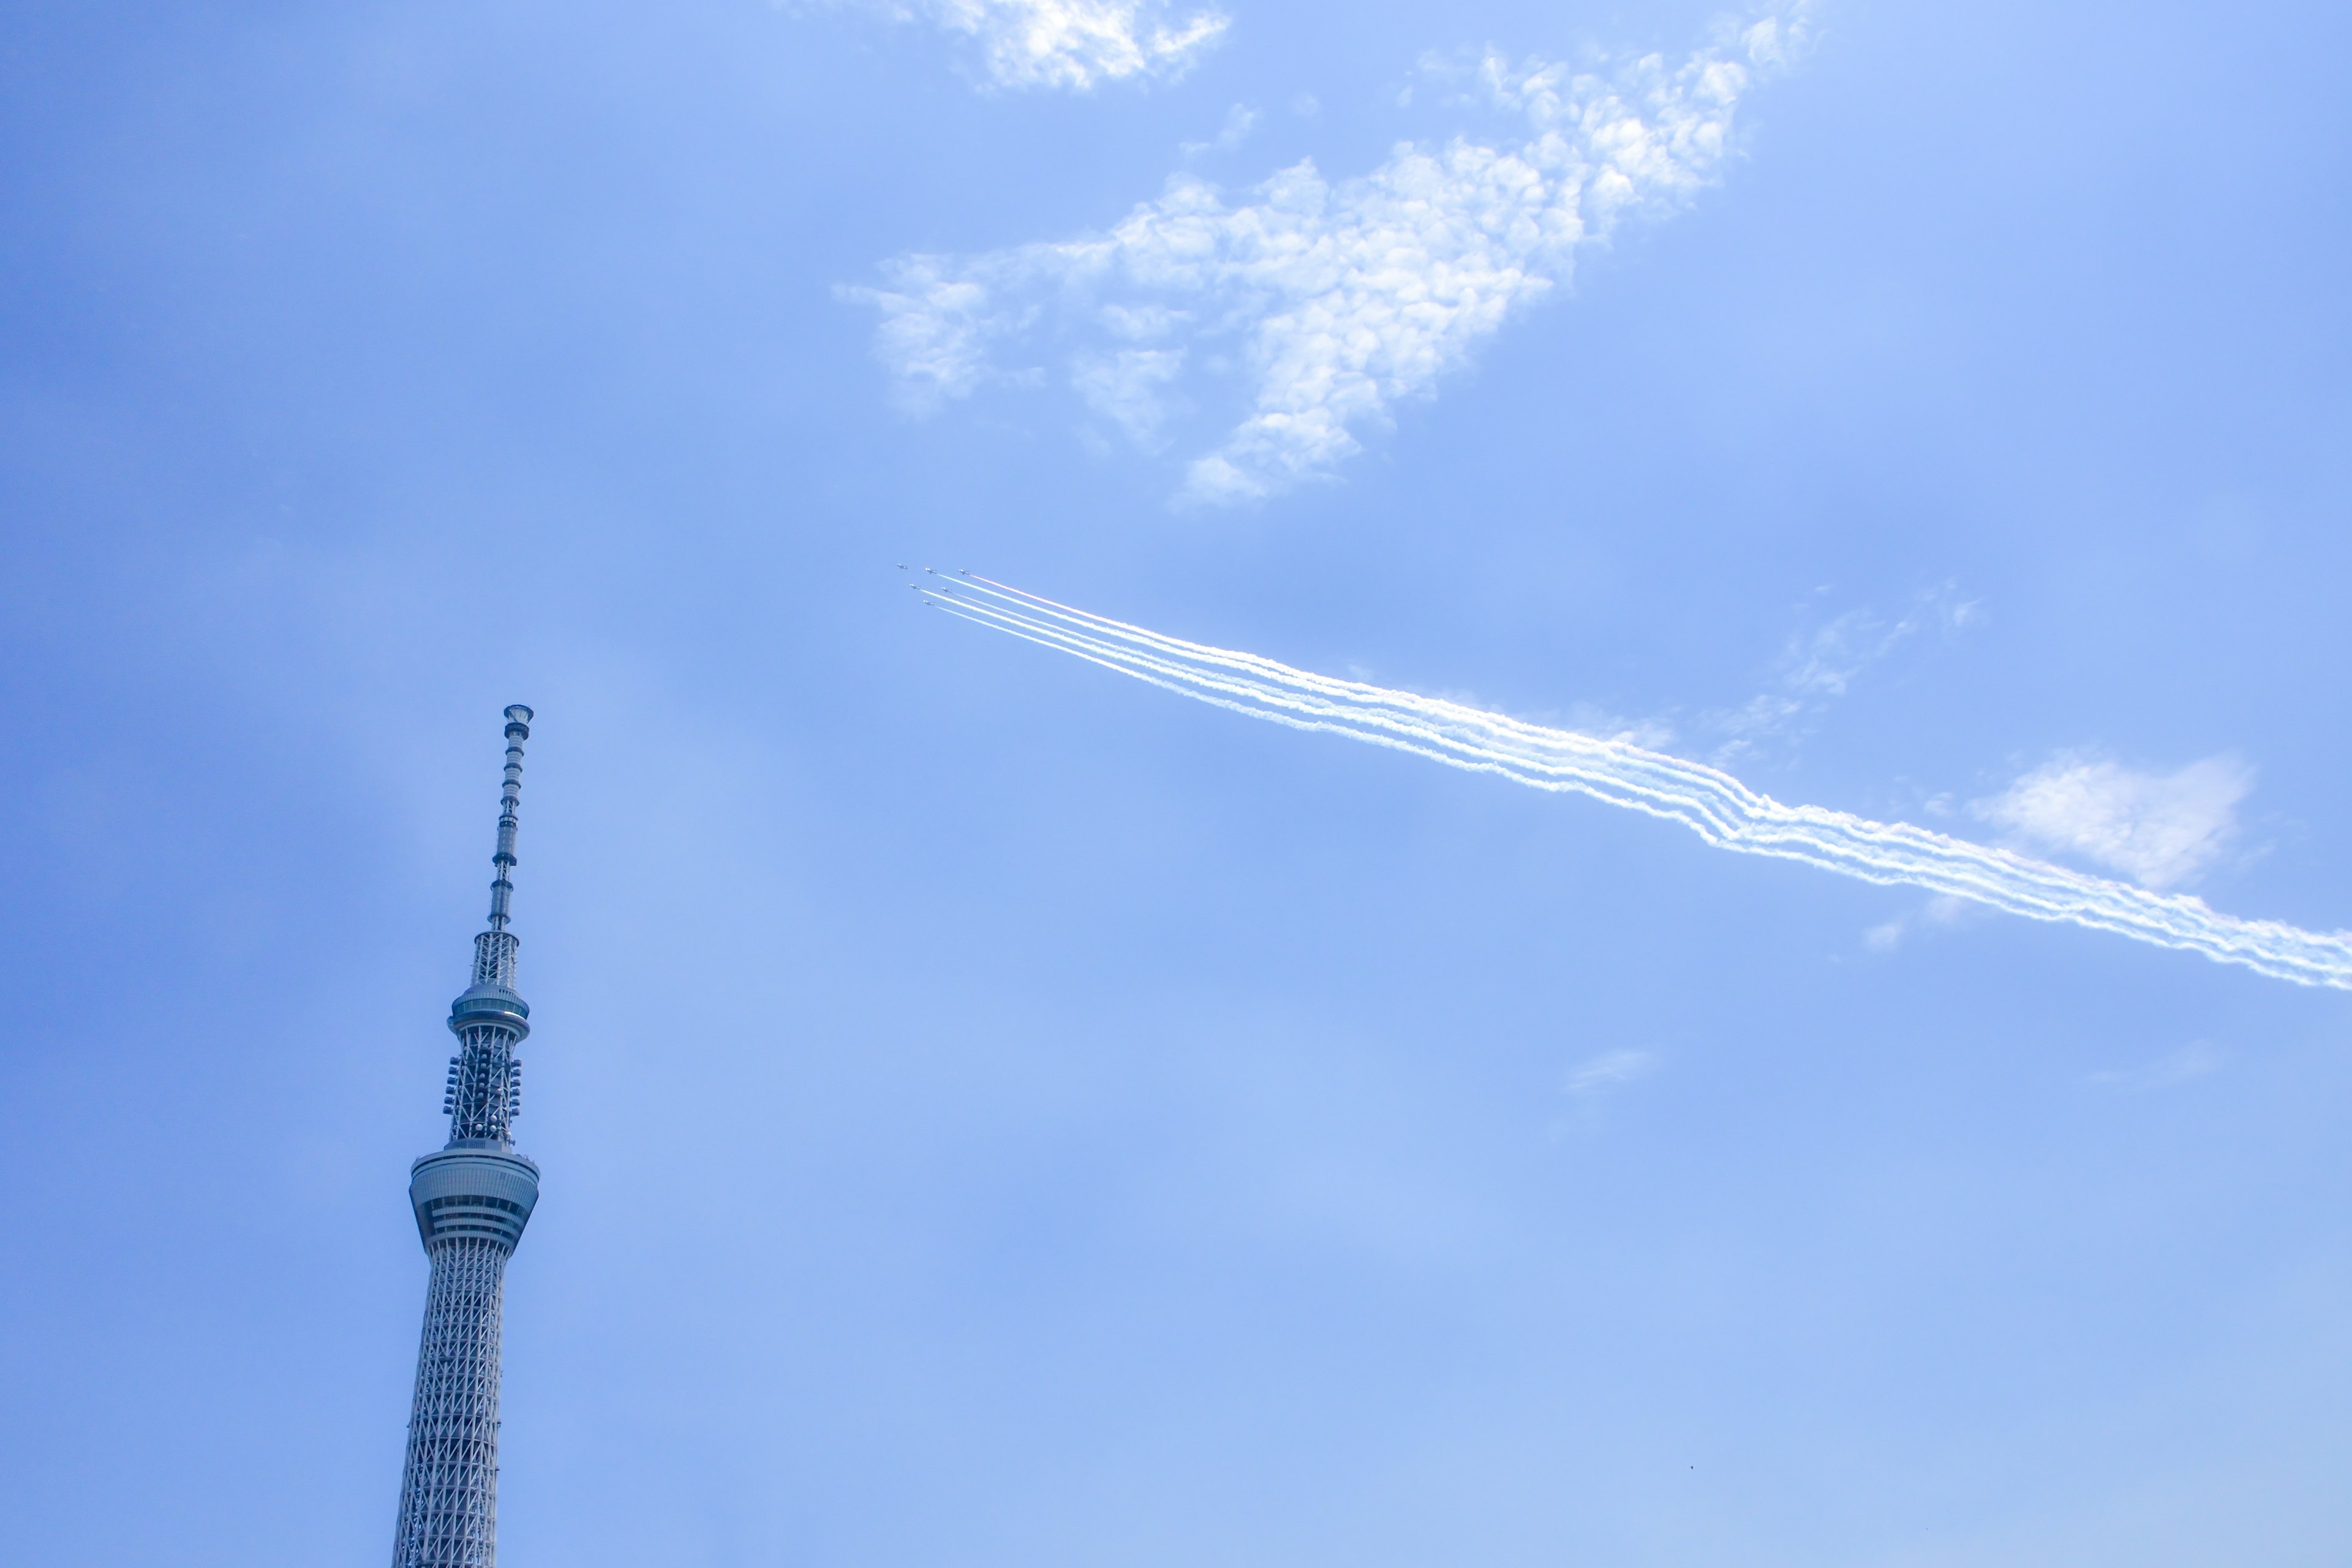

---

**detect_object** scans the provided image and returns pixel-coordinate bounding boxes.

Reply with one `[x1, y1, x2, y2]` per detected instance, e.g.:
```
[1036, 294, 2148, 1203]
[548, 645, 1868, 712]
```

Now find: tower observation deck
[391, 706, 543, 1568]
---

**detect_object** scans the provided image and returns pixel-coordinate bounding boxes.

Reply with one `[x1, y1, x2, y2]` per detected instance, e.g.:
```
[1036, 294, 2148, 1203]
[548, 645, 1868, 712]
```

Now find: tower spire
[486, 704, 529, 933]
[467, 706, 530, 999]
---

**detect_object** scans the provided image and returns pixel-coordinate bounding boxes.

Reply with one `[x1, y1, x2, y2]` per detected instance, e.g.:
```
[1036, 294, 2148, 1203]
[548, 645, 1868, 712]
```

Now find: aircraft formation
[897, 562, 970, 605]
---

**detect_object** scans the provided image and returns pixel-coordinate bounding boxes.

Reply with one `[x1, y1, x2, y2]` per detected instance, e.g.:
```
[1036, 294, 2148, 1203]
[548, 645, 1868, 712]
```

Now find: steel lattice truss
[391, 1238, 510, 1568]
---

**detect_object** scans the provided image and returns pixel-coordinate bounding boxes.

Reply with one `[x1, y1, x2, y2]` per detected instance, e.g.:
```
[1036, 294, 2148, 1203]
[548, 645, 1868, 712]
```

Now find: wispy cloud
[1706, 583, 1981, 764]
[1861, 893, 1975, 953]
[2089, 1040, 2228, 1091]
[1545, 582, 1981, 768]
[844, 0, 1227, 92]
[1564, 1048, 1659, 1096]
[845, 3, 1814, 500]
[1973, 753, 2253, 890]
[1181, 103, 1257, 158]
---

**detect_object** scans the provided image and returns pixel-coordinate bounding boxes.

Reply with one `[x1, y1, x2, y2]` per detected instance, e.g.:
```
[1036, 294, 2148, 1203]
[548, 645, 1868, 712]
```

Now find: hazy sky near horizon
[5, 2, 2352, 1564]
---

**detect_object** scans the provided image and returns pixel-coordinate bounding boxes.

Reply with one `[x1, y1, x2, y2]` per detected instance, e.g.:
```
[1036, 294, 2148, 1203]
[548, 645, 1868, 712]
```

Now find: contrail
[920, 575, 2352, 990]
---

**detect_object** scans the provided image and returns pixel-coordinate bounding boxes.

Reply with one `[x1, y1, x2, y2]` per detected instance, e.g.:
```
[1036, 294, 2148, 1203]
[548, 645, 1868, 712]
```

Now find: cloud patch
[1708, 582, 1980, 764]
[1861, 894, 1976, 954]
[1973, 753, 2253, 890]
[1182, 103, 1257, 157]
[851, 0, 1227, 91]
[845, 3, 1814, 500]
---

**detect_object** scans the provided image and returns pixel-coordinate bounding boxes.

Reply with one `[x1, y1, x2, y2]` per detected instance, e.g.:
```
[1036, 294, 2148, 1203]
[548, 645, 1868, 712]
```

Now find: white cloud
[1069, 347, 1187, 443]
[1972, 752, 2253, 890]
[1563, 1048, 1659, 1096]
[1708, 582, 1979, 764]
[844, 3, 1813, 501]
[1861, 894, 1973, 953]
[1181, 103, 1257, 157]
[854, 0, 1227, 92]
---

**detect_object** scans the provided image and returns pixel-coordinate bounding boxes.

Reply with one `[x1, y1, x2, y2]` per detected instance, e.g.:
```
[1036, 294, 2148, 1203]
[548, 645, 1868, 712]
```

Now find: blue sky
[4, 1, 2351, 1563]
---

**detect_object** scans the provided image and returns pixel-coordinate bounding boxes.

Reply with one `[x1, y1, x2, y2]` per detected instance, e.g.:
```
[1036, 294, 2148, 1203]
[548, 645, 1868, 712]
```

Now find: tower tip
[486, 707, 532, 935]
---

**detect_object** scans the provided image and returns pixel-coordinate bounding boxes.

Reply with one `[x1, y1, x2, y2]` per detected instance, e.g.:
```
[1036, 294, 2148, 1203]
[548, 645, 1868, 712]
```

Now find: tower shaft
[391, 1240, 509, 1567]
[392, 707, 541, 1568]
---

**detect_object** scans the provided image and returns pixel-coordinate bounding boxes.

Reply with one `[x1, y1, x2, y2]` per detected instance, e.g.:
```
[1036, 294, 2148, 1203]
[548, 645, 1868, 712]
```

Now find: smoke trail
[919, 575, 2352, 990]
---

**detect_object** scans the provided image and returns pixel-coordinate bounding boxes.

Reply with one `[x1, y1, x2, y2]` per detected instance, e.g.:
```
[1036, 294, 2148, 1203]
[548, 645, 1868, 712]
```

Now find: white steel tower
[391, 706, 543, 1568]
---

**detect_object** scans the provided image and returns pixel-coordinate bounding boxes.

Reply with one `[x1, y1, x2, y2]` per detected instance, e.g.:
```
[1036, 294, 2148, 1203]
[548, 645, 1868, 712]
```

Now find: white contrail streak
[921, 575, 2352, 990]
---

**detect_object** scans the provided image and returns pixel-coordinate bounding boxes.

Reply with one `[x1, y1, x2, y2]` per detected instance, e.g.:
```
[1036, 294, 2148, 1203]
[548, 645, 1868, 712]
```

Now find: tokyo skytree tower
[391, 706, 544, 1568]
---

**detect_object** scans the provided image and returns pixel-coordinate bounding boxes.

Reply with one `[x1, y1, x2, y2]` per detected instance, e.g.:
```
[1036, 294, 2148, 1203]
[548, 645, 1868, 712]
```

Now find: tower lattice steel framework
[391, 706, 543, 1568]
